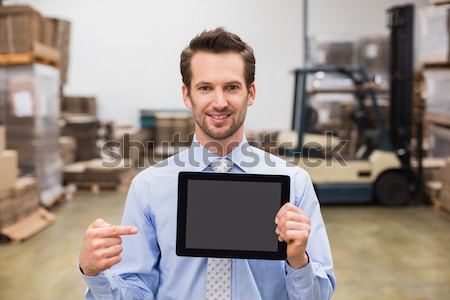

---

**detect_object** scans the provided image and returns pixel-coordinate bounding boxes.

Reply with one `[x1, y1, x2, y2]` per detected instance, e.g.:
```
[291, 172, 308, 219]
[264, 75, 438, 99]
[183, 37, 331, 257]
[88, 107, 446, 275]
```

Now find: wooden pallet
[0, 43, 60, 67]
[0, 208, 55, 243]
[425, 112, 450, 128]
[423, 62, 450, 69]
[75, 181, 131, 194]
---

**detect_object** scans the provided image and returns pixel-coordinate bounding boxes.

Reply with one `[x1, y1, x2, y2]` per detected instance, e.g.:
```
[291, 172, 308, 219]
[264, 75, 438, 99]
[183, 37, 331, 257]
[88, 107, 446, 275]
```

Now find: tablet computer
[176, 171, 290, 260]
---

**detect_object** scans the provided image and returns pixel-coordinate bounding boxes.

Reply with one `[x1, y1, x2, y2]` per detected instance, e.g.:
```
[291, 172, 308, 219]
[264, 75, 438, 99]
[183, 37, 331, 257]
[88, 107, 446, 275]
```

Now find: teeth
[210, 114, 227, 120]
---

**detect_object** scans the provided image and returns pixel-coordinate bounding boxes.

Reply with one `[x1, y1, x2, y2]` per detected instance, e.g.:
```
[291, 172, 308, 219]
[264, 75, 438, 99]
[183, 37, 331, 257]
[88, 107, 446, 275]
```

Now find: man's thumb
[90, 218, 111, 228]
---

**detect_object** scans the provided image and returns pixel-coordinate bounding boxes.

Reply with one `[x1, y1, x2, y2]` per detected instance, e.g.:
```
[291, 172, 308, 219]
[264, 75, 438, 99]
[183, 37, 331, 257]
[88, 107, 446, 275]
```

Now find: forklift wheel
[374, 171, 410, 206]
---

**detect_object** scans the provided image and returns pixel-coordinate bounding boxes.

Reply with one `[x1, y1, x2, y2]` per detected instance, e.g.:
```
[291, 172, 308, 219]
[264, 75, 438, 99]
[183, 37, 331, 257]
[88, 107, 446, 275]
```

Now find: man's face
[182, 51, 255, 141]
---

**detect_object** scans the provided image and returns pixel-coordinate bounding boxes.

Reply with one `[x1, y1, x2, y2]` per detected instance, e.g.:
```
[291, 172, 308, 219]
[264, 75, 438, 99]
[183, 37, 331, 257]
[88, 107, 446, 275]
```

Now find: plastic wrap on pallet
[0, 64, 62, 202]
[428, 125, 450, 158]
[419, 5, 450, 64]
[310, 36, 357, 67]
[423, 69, 450, 116]
[356, 36, 390, 88]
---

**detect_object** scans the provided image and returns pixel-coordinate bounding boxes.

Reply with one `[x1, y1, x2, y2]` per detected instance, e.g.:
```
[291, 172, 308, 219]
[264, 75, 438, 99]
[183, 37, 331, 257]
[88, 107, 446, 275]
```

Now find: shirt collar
[186, 135, 254, 173]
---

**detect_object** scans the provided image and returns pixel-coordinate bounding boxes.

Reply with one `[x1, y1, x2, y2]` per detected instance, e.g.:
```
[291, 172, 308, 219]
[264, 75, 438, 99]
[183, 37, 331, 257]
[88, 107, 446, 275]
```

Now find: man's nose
[212, 90, 228, 110]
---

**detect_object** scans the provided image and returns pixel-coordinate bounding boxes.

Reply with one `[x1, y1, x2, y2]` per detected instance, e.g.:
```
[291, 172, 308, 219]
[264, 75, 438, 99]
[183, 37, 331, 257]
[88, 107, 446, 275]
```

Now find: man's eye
[227, 85, 239, 90]
[199, 86, 211, 91]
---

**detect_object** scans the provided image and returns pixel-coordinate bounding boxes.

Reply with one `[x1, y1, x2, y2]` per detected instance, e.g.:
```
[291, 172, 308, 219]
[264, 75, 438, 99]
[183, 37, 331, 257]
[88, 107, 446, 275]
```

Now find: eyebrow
[194, 81, 243, 88]
[226, 81, 242, 86]
[194, 81, 213, 88]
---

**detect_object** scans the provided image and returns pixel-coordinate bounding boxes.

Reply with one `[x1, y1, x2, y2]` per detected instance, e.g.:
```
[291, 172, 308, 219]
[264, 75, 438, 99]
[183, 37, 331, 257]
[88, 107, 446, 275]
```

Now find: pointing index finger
[92, 226, 138, 238]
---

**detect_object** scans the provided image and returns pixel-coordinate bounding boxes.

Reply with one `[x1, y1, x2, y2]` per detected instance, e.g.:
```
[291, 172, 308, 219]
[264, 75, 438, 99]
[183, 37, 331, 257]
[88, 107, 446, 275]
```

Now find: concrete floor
[0, 192, 449, 300]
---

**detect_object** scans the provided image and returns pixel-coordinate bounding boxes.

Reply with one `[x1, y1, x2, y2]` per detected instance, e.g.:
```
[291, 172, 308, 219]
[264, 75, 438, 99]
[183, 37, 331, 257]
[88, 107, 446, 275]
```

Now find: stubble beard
[192, 96, 248, 141]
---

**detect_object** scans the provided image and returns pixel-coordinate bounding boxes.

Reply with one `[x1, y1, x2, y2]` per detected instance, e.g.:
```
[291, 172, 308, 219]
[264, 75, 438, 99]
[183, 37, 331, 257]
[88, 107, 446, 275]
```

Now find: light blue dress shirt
[82, 137, 336, 300]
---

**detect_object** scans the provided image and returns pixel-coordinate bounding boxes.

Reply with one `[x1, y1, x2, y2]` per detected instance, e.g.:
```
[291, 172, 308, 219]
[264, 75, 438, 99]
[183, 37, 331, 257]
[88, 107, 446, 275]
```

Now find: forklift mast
[387, 4, 414, 171]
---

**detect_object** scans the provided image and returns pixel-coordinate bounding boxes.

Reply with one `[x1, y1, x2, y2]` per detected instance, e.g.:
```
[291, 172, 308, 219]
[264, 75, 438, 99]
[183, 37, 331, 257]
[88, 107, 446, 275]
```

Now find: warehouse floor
[0, 192, 449, 300]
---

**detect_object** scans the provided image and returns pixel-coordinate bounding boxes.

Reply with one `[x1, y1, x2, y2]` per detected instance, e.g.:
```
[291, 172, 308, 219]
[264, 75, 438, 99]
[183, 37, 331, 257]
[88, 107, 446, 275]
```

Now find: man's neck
[195, 128, 244, 156]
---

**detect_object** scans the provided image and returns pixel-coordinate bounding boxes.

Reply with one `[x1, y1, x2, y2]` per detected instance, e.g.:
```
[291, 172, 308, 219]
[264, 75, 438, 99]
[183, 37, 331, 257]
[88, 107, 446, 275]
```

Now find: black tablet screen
[185, 179, 281, 251]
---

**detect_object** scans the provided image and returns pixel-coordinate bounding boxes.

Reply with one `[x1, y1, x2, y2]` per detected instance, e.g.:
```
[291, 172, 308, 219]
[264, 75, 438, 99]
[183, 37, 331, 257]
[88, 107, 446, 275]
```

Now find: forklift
[278, 5, 417, 206]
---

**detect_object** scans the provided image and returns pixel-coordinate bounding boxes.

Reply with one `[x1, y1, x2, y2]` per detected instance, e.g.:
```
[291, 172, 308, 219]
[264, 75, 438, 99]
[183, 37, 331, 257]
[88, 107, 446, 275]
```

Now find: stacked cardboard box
[112, 125, 151, 167]
[0, 126, 19, 192]
[140, 109, 193, 148]
[45, 17, 70, 85]
[0, 127, 53, 241]
[0, 5, 59, 63]
[58, 136, 77, 165]
[0, 64, 63, 205]
[0, 5, 42, 54]
[61, 115, 100, 161]
[430, 0, 450, 4]
[311, 38, 356, 67]
[61, 95, 96, 116]
[155, 111, 193, 146]
[64, 159, 133, 193]
[419, 5, 450, 64]
[0, 177, 39, 228]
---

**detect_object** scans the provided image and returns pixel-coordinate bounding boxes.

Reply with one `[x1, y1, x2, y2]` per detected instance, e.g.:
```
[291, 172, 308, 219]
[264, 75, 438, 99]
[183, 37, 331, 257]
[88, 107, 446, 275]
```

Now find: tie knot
[210, 158, 234, 173]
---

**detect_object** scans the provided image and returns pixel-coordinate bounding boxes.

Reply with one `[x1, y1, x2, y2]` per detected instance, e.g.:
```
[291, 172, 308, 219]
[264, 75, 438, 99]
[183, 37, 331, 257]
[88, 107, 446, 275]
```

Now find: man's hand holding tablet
[275, 203, 311, 269]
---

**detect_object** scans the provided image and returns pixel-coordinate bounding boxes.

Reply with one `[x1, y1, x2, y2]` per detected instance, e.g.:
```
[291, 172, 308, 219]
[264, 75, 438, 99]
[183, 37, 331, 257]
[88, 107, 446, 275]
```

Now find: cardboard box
[0, 126, 5, 152]
[311, 38, 356, 67]
[430, 0, 450, 5]
[0, 177, 40, 228]
[61, 96, 96, 116]
[58, 136, 77, 165]
[0, 5, 42, 54]
[0, 208, 54, 242]
[0, 150, 19, 192]
[64, 159, 132, 184]
[46, 18, 71, 84]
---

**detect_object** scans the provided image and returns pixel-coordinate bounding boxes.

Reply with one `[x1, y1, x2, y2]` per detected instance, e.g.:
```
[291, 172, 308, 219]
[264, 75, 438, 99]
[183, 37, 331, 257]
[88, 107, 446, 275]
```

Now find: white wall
[8, 0, 428, 131]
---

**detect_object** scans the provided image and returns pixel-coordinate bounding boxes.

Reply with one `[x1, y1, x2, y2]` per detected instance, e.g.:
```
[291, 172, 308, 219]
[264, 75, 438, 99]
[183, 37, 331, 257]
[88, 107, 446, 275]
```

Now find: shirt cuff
[79, 265, 112, 296]
[285, 255, 315, 289]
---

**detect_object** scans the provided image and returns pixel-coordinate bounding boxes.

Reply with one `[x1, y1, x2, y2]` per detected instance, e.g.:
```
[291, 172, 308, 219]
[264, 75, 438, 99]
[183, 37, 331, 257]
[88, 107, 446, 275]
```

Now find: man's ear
[247, 82, 256, 106]
[182, 84, 193, 109]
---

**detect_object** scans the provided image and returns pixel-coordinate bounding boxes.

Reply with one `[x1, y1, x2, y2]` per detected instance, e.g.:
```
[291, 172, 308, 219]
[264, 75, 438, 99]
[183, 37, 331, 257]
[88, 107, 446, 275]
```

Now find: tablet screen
[186, 180, 281, 251]
[177, 172, 290, 260]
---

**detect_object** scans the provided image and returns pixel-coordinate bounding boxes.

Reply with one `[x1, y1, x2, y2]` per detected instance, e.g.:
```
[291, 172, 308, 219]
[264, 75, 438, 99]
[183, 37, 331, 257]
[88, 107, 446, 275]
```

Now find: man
[79, 27, 335, 300]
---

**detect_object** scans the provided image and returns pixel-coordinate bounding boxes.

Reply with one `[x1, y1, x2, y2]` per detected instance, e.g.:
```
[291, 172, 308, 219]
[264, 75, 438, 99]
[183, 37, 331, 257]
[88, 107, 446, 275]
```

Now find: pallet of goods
[63, 159, 134, 194]
[0, 63, 64, 207]
[419, 4, 450, 66]
[0, 126, 54, 242]
[0, 5, 60, 67]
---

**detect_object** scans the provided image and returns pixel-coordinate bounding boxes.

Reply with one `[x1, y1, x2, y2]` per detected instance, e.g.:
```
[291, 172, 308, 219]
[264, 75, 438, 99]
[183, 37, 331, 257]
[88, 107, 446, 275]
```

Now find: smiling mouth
[207, 113, 231, 120]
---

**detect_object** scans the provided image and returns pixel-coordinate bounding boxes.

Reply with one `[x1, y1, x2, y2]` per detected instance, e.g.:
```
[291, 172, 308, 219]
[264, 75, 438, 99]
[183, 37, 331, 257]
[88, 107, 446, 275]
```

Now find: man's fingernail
[130, 227, 138, 233]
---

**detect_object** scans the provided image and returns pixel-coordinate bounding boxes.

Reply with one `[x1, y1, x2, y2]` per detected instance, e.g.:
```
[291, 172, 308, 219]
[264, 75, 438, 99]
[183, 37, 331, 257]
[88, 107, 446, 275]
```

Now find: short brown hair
[180, 27, 255, 90]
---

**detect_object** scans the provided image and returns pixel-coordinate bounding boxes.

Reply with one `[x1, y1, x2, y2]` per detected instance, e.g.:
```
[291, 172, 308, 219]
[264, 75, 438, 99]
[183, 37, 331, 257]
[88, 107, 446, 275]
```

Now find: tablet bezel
[176, 171, 290, 260]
